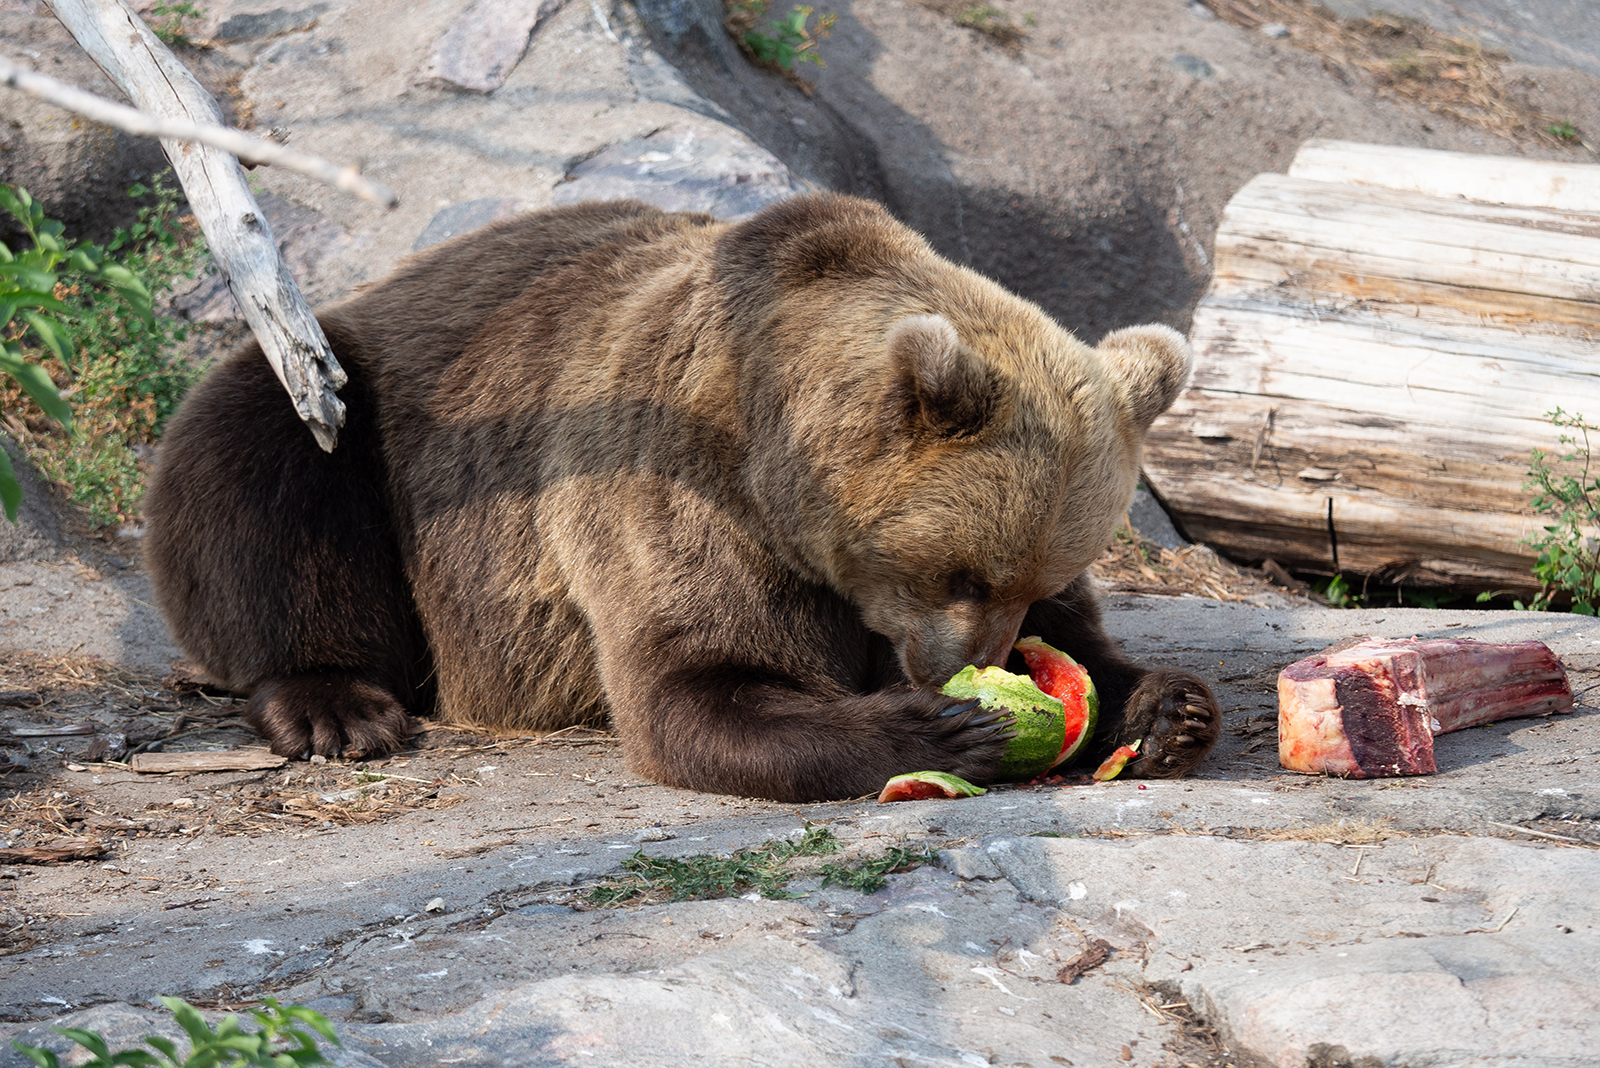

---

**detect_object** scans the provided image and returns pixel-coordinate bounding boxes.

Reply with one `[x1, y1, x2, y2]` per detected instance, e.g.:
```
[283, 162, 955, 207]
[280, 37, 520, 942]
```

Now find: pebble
[1262, 22, 1291, 38]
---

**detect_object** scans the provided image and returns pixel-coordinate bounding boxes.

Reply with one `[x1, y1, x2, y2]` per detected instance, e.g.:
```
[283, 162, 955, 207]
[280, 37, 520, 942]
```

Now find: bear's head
[721, 195, 1192, 686]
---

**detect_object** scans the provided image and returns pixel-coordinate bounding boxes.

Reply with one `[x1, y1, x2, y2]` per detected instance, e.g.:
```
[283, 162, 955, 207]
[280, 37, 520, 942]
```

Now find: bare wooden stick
[0, 54, 398, 208]
[44, 0, 349, 451]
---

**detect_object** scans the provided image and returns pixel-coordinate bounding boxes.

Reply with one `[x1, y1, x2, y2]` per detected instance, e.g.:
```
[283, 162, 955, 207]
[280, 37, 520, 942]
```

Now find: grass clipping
[586, 826, 936, 907]
[1200, 0, 1585, 146]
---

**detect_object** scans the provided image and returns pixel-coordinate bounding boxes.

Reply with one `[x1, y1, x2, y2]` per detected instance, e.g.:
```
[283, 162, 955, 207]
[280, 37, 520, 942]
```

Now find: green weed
[13, 996, 337, 1068]
[587, 825, 940, 905]
[819, 845, 937, 893]
[146, 3, 207, 48]
[1313, 573, 1359, 608]
[918, 0, 1029, 46]
[0, 185, 158, 522]
[1548, 120, 1580, 142]
[1518, 408, 1600, 613]
[1, 177, 205, 527]
[589, 825, 841, 905]
[724, 0, 837, 86]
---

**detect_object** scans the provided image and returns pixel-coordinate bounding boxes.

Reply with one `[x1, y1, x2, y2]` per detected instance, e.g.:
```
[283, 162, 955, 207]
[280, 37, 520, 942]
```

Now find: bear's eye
[947, 572, 992, 603]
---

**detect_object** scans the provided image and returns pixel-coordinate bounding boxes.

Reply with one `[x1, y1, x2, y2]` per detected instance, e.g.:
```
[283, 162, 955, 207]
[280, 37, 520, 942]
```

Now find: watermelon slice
[878, 770, 988, 803]
[1014, 636, 1099, 770]
[1092, 739, 1141, 782]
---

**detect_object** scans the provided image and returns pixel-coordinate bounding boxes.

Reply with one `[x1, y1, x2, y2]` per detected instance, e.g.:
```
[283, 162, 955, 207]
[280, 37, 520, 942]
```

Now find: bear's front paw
[245, 674, 414, 759]
[894, 691, 1018, 785]
[1115, 670, 1220, 778]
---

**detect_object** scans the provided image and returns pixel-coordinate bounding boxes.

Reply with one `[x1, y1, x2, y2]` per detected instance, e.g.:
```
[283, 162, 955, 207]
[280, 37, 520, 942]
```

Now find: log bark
[1143, 140, 1600, 589]
[129, 750, 288, 773]
[44, 0, 349, 451]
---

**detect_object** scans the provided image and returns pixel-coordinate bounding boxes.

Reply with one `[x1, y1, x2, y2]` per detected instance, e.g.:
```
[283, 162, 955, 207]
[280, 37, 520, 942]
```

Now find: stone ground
[1, 0, 1598, 1064]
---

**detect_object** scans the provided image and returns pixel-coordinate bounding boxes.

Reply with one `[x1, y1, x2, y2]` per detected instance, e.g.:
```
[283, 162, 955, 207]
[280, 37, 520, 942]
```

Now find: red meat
[1278, 637, 1572, 778]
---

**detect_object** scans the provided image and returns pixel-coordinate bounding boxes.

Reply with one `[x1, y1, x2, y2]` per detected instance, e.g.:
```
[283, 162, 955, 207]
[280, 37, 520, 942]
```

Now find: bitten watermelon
[1014, 636, 1099, 770]
[878, 641, 1104, 801]
[941, 664, 1066, 778]
[878, 770, 988, 802]
[1092, 740, 1141, 782]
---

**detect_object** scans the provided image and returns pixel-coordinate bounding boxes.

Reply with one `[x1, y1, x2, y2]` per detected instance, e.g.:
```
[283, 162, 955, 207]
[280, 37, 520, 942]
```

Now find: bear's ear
[1094, 324, 1193, 430]
[888, 314, 1000, 438]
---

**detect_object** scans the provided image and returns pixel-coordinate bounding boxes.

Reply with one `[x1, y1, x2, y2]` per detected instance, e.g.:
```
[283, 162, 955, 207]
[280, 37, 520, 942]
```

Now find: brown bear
[143, 193, 1220, 802]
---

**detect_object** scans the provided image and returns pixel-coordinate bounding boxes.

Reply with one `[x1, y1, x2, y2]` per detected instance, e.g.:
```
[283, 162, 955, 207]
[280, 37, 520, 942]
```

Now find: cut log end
[1278, 637, 1572, 778]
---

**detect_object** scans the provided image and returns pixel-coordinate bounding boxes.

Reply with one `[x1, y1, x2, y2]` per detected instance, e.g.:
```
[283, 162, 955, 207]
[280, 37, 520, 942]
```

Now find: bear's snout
[901, 604, 1030, 687]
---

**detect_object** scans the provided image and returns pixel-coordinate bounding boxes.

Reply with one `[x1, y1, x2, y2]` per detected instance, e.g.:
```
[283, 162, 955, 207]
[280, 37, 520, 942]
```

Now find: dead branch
[0, 55, 396, 207]
[43, 0, 351, 451]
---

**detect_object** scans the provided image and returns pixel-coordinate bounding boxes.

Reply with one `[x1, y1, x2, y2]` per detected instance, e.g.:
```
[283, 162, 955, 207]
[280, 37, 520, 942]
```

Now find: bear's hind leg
[145, 340, 427, 759]
[1018, 576, 1221, 777]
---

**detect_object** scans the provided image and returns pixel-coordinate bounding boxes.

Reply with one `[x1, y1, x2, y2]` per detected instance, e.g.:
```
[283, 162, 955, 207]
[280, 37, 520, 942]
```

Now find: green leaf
[10, 291, 76, 317]
[98, 264, 155, 324]
[10, 1040, 60, 1068]
[143, 1035, 182, 1065]
[19, 311, 76, 370]
[0, 351, 71, 426]
[0, 186, 25, 227]
[52, 1027, 114, 1064]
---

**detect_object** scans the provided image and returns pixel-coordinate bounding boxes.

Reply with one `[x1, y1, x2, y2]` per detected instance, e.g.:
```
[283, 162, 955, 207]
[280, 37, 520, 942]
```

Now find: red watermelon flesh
[1014, 636, 1099, 768]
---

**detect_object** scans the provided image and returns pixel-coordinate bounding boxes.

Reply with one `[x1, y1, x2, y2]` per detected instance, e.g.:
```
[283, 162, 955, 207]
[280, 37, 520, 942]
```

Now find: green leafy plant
[1519, 408, 1600, 613]
[819, 845, 936, 893]
[1547, 120, 1580, 142]
[725, 0, 837, 76]
[13, 996, 338, 1068]
[1, 178, 205, 526]
[0, 185, 153, 522]
[589, 825, 841, 905]
[146, 3, 207, 48]
[1313, 573, 1360, 609]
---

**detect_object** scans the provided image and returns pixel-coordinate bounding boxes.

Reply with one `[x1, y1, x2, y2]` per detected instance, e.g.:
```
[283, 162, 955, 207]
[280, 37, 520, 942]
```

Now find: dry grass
[0, 905, 39, 957]
[916, 0, 1031, 49]
[1254, 818, 1408, 844]
[1091, 523, 1314, 604]
[1201, 0, 1582, 146]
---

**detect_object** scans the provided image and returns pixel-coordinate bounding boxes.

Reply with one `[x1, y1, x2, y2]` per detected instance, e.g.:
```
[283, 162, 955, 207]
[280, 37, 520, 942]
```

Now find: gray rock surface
[415, 0, 565, 93]
[988, 833, 1600, 1067]
[551, 123, 797, 218]
[1128, 486, 1189, 550]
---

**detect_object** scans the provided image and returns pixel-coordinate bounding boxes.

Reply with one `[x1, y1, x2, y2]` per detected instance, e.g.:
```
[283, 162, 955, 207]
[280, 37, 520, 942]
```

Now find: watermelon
[878, 770, 988, 803]
[941, 664, 1066, 778]
[1092, 739, 1141, 782]
[1014, 636, 1099, 770]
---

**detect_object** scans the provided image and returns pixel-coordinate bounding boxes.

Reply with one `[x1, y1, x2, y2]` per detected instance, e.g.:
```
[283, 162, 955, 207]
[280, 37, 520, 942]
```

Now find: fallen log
[1278, 637, 1572, 778]
[1143, 139, 1600, 590]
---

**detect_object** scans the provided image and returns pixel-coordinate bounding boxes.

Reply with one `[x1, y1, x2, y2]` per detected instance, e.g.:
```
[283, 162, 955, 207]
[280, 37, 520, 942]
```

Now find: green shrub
[1518, 408, 1600, 613]
[0, 178, 205, 526]
[13, 996, 338, 1068]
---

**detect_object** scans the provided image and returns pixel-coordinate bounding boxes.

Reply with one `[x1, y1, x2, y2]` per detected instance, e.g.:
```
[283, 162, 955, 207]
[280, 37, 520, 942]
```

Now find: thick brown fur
[143, 194, 1220, 801]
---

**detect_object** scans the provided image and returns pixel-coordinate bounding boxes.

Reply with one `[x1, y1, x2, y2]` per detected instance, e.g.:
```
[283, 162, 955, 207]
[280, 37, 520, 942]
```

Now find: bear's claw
[1116, 669, 1222, 779]
[245, 674, 414, 760]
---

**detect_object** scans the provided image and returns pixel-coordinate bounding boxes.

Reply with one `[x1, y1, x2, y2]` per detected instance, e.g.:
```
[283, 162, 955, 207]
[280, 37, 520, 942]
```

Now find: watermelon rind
[941, 665, 1067, 779]
[877, 770, 988, 803]
[1013, 636, 1100, 768]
